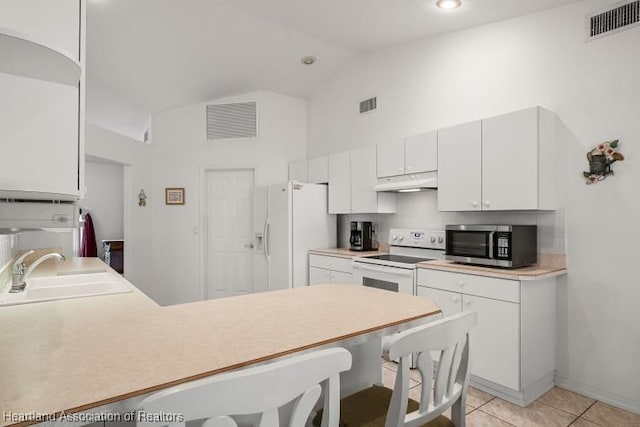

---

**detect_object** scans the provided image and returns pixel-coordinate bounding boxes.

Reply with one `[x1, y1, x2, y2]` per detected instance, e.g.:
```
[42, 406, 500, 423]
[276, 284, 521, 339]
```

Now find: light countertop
[0, 258, 440, 426]
[309, 248, 388, 259]
[417, 259, 567, 281]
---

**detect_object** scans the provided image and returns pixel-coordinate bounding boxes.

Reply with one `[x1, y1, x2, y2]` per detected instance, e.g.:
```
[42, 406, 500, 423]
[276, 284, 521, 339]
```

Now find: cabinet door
[350, 146, 379, 213]
[328, 151, 351, 214]
[464, 294, 520, 390]
[405, 131, 437, 174]
[307, 156, 329, 184]
[0, 74, 79, 197]
[309, 267, 331, 285]
[377, 139, 405, 178]
[417, 287, 462, 317]
[288, 159, 308, 182]
[330, 270, 353, 285]
[482, 108, 538, 210]
[0, 0, 80, 61]
[437, 121, 482, 211]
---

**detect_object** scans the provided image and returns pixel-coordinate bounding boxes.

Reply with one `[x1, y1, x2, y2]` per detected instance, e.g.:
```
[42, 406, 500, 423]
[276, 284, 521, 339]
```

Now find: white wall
[308, 0, 640, 413]
[150, 90, 307, 306]
[84, 123, 154, 299]
[82, 160, 124, 258]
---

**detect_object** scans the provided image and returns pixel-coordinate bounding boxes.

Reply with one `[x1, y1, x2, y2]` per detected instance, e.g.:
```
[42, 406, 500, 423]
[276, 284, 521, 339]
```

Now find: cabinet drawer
[417, 269, 520, 303]
[309, 254, 353, 273]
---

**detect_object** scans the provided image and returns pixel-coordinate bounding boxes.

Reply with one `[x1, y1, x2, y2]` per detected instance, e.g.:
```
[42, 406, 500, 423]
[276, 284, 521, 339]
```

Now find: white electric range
[352, 229, 445, 296]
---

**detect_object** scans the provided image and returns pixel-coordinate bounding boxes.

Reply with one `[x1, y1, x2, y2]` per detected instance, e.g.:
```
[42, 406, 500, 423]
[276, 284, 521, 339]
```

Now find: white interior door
[206, 169, 254, 299]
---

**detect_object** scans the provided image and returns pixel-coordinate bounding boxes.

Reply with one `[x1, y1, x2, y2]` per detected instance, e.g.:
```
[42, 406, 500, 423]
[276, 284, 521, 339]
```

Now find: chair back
[383, 311, 477, 427]
[137, 347, 352, 427]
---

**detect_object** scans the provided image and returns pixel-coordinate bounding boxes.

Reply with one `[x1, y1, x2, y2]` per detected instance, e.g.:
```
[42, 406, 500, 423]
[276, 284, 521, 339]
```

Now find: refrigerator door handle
[264, 218, 270, 261]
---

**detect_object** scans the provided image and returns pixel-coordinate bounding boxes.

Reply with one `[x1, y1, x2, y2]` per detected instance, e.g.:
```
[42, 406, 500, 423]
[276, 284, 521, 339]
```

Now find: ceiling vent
[588, 0, 640, 40]
[206, 101, 258, 140]
[359, 97, 377, 114]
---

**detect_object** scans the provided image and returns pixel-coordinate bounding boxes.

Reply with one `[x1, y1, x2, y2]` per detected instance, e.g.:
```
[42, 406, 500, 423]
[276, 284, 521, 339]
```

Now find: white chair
[335, 311, 477, 427]
[137, 347, 352, 427]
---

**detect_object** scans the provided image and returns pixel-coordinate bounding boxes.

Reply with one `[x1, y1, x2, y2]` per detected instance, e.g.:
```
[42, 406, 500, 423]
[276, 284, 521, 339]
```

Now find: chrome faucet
[10, 251, 66, 293]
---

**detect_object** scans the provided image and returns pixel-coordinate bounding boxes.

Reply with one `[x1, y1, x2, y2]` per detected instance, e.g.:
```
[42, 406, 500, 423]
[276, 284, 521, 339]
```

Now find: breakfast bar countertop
[417, 259, 567, 281]
[0, 258, 440, 427]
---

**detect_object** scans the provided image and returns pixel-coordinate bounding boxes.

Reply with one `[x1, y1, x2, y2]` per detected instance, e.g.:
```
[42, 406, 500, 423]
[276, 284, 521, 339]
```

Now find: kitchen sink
[0, 272, 131, 307]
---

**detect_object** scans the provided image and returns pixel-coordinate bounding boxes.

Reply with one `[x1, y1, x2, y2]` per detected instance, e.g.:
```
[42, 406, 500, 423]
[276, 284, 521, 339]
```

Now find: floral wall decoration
[583, 139, 624, 184]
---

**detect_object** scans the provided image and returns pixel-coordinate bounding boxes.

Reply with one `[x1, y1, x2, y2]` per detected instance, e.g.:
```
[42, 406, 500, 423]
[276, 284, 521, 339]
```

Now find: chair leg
[451, 396, 465, 427]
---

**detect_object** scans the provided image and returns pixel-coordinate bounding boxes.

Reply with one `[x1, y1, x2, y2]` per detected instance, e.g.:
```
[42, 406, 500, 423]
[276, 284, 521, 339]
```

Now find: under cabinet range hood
[373, 171, 438, 192]
[0, 202, 79, 231]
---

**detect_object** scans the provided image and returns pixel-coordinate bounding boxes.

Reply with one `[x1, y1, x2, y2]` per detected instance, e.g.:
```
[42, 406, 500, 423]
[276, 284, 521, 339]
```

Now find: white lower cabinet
[417, 268, 557, 406]
[309, 254, 354, 285]
[464, 294, 520, 391]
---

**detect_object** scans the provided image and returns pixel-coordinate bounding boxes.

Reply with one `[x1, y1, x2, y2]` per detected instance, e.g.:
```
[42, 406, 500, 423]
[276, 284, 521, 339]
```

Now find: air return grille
[588, 0, 640, 39]
[359, 97, 377, 114]
[206, 101, 258, 140]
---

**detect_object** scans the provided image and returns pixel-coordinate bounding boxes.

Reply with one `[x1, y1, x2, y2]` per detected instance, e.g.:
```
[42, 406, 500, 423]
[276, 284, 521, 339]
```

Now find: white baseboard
[556, 375, 640, 415]
[470, 371, 554, 407]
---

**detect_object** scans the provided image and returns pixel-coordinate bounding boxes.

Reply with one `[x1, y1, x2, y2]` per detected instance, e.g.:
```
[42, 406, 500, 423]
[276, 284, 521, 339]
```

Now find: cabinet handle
[458, 281, 465, 287]
[472, 201, 478, 208]
[407, 166, 412, 171]
[484, 201, 491, 207]
[452, 297, 459, 303]
[397, 167, 403, 172]
[465, 300, 471, 306]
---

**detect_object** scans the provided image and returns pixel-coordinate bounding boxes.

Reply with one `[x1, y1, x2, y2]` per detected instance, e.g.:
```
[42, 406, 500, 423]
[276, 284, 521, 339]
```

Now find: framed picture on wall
[165, 188, 185, 205]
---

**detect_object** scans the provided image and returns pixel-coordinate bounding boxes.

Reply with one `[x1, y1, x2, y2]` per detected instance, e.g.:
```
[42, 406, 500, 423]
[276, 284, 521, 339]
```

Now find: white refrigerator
[254, 182, 336, 292]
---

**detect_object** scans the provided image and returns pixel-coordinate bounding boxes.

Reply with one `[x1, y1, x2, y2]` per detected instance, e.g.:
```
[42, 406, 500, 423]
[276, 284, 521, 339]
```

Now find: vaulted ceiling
[86, 0, 580, 139]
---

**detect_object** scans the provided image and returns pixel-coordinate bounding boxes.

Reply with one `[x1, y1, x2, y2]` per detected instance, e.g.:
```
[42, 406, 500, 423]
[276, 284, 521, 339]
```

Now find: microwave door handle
[488, 231, 495, 259]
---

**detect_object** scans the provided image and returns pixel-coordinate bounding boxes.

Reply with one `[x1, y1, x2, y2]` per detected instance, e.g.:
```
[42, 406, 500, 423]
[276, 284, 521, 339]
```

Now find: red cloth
[81, 213, 98, 257]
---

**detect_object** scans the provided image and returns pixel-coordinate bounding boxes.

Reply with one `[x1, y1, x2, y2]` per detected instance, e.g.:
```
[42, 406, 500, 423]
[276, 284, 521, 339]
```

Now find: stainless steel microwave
[445, 225, 537, 268]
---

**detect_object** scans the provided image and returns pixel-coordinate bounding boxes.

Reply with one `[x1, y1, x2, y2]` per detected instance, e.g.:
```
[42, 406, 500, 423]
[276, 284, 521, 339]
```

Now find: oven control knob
[392, 235, 397, 241]
[398, 236, 404, 241]
[430, 236, 436, 243]
[438, 237, 444, 244]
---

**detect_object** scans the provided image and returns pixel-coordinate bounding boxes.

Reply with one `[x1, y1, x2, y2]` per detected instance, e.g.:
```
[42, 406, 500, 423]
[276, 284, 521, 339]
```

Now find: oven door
[352, 262, 415, 295]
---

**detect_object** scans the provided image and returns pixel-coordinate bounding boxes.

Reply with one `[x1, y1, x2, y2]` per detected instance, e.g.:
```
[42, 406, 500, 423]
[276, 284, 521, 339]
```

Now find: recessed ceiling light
[301, 56, 316, 66]
[436, 0, 462, 9]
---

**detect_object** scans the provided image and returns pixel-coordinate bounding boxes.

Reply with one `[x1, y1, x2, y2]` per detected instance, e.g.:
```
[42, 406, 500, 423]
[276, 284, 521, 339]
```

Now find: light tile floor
[381, 364, 640, 427]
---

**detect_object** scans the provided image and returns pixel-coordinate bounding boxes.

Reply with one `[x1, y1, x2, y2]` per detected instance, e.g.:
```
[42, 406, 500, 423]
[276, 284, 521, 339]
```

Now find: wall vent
[359, 97, 377, 114]
[588, 0, 640, 40]
[206, 101, 258, 140]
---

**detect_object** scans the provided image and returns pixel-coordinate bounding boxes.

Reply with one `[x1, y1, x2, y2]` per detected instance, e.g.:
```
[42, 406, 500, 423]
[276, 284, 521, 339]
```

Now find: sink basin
[0, 272, 132, 307]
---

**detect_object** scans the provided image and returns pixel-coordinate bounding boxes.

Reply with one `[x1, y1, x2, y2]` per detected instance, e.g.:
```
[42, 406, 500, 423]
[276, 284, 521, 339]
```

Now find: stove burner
[364, 254, 434, 264]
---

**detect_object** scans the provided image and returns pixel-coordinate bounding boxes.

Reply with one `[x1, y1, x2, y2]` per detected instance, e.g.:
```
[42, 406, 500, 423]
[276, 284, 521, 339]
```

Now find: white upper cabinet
[288, 159, 308, 182]
[351, 146, 379, 213]
[405, 131, 437, 174]
[376, 139, 405, 178]
[482, 107, 556, 211]
[0, 0, 85, 200]
[438, 107, 557, 212]
[438, 121, 483, 211]
[328, 147, 396, 214]
[307, 156, 329, 184]
[328, 151, 351, 214]
[377, 131, 438, 178]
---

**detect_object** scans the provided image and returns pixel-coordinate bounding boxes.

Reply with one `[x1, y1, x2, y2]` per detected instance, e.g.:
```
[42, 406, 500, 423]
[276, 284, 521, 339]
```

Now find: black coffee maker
[350, 221, 375, 251]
